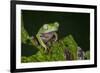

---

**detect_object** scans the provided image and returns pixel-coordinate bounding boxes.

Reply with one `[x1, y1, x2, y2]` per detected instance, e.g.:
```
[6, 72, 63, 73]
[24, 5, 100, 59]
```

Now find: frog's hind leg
[36, 34, 47, 52]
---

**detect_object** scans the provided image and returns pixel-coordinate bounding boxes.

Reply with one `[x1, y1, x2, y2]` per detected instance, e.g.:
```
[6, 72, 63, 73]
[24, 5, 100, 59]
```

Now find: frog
[36, 22, 59, 52]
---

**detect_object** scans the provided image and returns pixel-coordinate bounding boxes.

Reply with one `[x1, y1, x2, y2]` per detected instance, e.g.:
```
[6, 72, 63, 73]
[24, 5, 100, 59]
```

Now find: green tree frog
[36, 22, 59, 52]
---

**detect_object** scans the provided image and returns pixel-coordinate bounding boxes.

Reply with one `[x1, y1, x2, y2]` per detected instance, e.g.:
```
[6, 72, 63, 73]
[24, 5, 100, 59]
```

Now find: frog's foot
[44, 47, 48, 53]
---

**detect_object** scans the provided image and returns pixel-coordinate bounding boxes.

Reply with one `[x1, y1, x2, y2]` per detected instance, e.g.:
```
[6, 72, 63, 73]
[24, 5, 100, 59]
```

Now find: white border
[16, 4, 94, 69]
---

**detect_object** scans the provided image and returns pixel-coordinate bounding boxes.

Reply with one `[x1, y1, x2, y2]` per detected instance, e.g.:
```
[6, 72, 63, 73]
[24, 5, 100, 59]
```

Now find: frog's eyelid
[54, 22, 59, 27]
[43, 24, 48, 29]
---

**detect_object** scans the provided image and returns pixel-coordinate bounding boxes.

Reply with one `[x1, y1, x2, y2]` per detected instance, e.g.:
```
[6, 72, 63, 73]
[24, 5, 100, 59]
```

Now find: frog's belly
[40, 32, 54, 42]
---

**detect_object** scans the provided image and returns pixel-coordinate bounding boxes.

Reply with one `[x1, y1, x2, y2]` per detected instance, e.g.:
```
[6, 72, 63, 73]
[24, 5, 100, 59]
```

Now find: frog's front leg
[36, 34, 47, 52]
[53, 32, 58, 41]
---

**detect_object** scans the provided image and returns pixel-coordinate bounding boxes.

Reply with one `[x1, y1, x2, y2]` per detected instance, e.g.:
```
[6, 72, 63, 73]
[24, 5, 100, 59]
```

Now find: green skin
[36, 22, 59, 51]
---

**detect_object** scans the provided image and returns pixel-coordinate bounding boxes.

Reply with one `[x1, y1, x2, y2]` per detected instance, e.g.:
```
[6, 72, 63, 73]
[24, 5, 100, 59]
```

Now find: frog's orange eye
[43, 24, 48, 29]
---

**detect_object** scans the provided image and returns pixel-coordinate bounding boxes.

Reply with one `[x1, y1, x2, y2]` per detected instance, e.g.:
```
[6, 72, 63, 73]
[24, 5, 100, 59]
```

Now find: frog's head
[42, 22, 59, 33]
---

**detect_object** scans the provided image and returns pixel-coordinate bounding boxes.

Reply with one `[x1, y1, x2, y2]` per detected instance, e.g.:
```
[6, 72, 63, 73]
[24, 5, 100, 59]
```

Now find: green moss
[21, 34, 79, 62]
[62, 35, 78, 60]
[84, 51, 90, 59]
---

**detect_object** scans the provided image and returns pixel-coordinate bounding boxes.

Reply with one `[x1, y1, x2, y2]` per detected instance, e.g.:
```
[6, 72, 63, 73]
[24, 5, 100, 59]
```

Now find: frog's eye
[43, 24, 48, 29]
[54, 22, 59, 27]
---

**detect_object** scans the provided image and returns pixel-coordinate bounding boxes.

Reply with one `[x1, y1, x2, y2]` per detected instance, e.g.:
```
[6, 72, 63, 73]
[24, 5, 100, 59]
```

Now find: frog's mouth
[43, 29, 58, 33]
